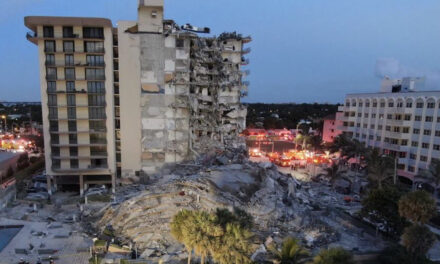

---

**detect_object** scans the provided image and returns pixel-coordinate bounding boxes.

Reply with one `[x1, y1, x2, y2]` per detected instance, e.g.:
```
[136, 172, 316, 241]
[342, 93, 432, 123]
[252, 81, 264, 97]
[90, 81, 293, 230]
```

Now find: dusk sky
[1, 0, 440, 103]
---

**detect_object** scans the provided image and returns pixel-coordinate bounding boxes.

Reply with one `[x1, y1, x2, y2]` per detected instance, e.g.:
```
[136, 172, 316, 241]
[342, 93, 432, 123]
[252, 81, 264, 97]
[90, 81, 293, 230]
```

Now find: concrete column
[111, 173, 116, 194]
[79, 174, 84, 197]
[46, 175, 52, 196]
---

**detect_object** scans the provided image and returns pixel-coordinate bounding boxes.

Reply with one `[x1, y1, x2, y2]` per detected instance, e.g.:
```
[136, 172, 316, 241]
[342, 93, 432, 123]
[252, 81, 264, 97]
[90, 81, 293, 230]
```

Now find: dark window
[88, 94, 105, 106]
[43, 26, 54, 38]
[66, 81, 75, 92]
[176, 39, 185, 48]
[86, 68, 105, 80]
[63, 41, 74, 52]
[51, 146, 60, 156]
[48, 107, 57, 119]
[427, 102, 435, 108]
[67, 94, 76, 106]
[89, 107, 106, 119]
[69, 147, 78, 157]
[47, 81, 56, 93]
[50, 134, 59, 144]
[86, 55, 104, 66]
[52, 159, 60, 169]
[84, 41, 104, 53]
[89, 120, 106, 131]
[44, 40, 56, 52]
[65, 54, 74, 66]
[69, 134, 77, 144]
[48, 94, 57, 106]
[422, 143, 429, 149]
[83, 27, 104, 39]
[68, 121, 77, 131]
[49, 121, 58, 131]
[46, 67, 57, 80]
[70, 159, 79, 168]
[416, 102, 424, 108]
[406, 102, 412, 108]
[63, 26, 74, 38]
[67, 107, 76, 119]
[65, 68, 75, 80]
[426, 116, 433, 122]
[46, 54, 55, 65]
[90, 133, 107, 144]
[87, 82, 105, 93]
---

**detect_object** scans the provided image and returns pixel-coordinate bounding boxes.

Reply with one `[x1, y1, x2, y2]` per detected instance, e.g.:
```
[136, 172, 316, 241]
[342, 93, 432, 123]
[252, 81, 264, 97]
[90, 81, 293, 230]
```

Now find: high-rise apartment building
[337, 77, 440, 180]
[25, 0, 250, 194]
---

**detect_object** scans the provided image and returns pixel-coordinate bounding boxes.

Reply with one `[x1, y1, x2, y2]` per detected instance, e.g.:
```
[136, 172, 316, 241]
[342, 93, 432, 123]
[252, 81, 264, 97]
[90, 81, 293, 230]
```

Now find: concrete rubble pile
[93, 147, 386, 262]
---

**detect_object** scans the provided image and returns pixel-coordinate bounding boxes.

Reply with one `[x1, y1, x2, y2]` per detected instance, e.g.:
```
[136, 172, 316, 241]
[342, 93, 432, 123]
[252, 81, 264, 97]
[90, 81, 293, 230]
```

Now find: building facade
[337, 78, 440, 180]
[25, 0, 250, 192]
[322, 113, 343, 143]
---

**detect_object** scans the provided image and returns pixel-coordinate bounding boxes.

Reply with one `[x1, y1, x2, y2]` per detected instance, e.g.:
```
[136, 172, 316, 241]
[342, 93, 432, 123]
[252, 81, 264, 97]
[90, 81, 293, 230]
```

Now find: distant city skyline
[1, 0, 440, 103]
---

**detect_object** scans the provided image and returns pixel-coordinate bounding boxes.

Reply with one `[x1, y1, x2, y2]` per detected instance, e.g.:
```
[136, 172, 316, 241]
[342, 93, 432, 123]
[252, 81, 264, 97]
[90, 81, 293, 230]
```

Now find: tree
[269, 237, 309, 264]
[361, 186, 407, 237]
[366, 148, 394, 189]
[6, 166, 14, 178]
[312, 247, 354, 264]
[398, 190, 436, 224]
[401, 224, 436, 261]
[191, 211, 223, 264]
[415, 159, 440, 199]
[170, 209, 196, 264]
[211, 223, 252, 264]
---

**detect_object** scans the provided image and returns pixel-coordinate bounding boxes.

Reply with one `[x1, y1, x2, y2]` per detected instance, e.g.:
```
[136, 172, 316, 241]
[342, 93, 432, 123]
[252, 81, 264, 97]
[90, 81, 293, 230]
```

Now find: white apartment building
[337, 77, 440, 181]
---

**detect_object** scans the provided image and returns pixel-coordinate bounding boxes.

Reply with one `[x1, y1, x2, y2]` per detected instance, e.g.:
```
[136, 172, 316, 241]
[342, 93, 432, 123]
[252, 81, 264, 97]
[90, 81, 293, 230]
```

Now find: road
[246, 139, 296, 154]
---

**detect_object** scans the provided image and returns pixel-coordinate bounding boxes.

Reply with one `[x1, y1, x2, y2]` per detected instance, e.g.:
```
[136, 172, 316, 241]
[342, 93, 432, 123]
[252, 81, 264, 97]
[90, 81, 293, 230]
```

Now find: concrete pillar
[46, 175, 52, 196]
[111, 173, 116, 194]
[79, 174, 84, 197]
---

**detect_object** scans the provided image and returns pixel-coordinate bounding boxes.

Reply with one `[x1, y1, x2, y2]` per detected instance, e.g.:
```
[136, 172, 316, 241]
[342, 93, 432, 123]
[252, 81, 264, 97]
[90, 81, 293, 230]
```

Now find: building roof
[323, 114, 336, 120]
[24, 16, 113, 32]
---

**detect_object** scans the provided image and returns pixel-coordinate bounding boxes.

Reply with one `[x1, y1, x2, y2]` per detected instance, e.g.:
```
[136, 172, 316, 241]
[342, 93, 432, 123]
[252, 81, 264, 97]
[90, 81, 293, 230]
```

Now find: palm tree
[312, 247, 354, 264]
[366, 148, 394, 189]
[170, 210, 196, 264]
[192, 211, 223, 263]
[414, 159, 440, 199]
[269, 237, 309, 264]
[211, 223, 253, 264]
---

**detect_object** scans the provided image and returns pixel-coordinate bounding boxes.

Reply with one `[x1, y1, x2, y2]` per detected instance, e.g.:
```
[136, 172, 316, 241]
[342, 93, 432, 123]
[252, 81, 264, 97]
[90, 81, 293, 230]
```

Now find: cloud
[375, 58, 440, 90]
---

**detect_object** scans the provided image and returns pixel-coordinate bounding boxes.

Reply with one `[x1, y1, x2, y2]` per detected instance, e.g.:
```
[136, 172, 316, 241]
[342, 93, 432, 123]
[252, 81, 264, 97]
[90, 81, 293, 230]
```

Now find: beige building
[337, 77, 440, 181]
[25, 0, 251, 193]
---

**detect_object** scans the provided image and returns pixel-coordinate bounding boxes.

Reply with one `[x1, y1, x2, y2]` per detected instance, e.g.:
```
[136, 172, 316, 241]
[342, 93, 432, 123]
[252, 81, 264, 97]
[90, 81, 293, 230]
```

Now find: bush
[375, 245, 432, 264]
[398, 190, 436, 224]
[401, 224, 436, 260]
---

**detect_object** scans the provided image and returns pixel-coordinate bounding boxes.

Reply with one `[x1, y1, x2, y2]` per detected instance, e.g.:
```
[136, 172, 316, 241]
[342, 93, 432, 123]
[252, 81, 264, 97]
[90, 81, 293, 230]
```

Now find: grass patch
[14, 159, 45, 183]
[87, 194, 111, 203]
[94, 240, 107, 247]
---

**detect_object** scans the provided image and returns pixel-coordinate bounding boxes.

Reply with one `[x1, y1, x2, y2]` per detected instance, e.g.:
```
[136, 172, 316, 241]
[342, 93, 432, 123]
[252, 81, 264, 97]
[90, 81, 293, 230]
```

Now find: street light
[295, 120, 311, 150]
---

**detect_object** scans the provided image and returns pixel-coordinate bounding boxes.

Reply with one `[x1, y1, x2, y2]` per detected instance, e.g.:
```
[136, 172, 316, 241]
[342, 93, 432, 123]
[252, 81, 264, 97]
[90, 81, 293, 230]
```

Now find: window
[378, 125, 383, 130]
[423, 130, 431, 136]
[70, 159, 79, 169]
[66, 81, 75, 92]
[49, 121, 58, 131]
[415, 116, 422, 121]
[370, 124, 375, 129]
[176, 39, 185, 48]
[427, 102, 435, 108]
[85, 41, 104, 52]
[436, 131, 440, 137]
[44, 40, 56, 52]
[83, 27, 104, 39]
[70, 147, 78, 156]
[420, 156, 428, 162]
[50, 134, 59, 144]
[86, 68, 105, 80]
[89, 120, 106, 131]
[69, 134, 77, 144]
[404, 114, 411, 121]
[68, 120, 77, 131]
[363, 124, 367, 128]
[388, 102, 394, 107]
[47, 81, 56, 93]
[65, 68, 75, 80]
[46, 54, 55, 65]
[425, 116, 433, 122]
[416, 102, 424, 108]
[410, 153, 417, 160]
[357, 113, 361, 117]
[91, 146, 107, 156]
[372, 113, 376, 118]
[48, 107, 57, 119]
[393, 127, 400, 132]
[90, 133, 107, 144]
[380, 102, 385, 107]
[408, 166, 415, 172]
[51, 147, 60, 156]
[379, 114, 384, 119]
[401, 140, 408, 146]
[437, 117, 440, 122]
[89, 107, 106, 119]
[413, 129, 420, 134]
[63, 41, 74, 52]
[43, 26, 54, 37]
[86, 55, 104, 66]
[422, 143, 429, 149]
[356, 123, 360, 127]
[366, 102, 370, 107]
[406, 102, 412, 108]
[411, 141, 418, 147]
[395, 115, 402, 120]
[87, 82, 105, 93]
[88, 94, 105, 106]
[402, 127, 409, 133]
[386, 126, 391, 131]
[46, 67, 57, 80]
[373, 102, 378, 107]
[387, 114, 392, 120]
[67, 94, 76, 106]
[364, 113, 369, 118]
[369, 135, 374, 140]
[48, 94, 57, 106]
[63, 26, 74, 38]
[359, 102, 363, 107]
[434, 144, 440, 151]
[67, 107, 76, 119]
[52, 159, 60, 169]
[397, 102, 403, 108]
[65, 54, 74, 66]
[376, 136, 381, 141]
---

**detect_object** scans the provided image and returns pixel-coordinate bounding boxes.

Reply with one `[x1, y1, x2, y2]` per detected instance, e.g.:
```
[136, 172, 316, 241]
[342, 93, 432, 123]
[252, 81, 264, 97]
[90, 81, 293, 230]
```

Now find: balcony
[240, 57, 249, 66]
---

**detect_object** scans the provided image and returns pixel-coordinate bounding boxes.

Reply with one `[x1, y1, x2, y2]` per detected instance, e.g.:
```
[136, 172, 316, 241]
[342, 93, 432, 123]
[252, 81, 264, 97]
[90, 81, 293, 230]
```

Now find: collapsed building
[25, 0, 251, 193]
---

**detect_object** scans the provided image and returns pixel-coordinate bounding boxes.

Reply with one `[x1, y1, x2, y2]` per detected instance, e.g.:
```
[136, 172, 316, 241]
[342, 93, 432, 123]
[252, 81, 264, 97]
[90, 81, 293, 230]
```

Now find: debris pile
[92, 147, 386, 262]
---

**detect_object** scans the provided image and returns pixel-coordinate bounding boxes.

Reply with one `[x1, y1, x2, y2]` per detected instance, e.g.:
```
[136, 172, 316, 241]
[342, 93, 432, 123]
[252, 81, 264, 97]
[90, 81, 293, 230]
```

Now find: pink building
[322, 113, 343, 143]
